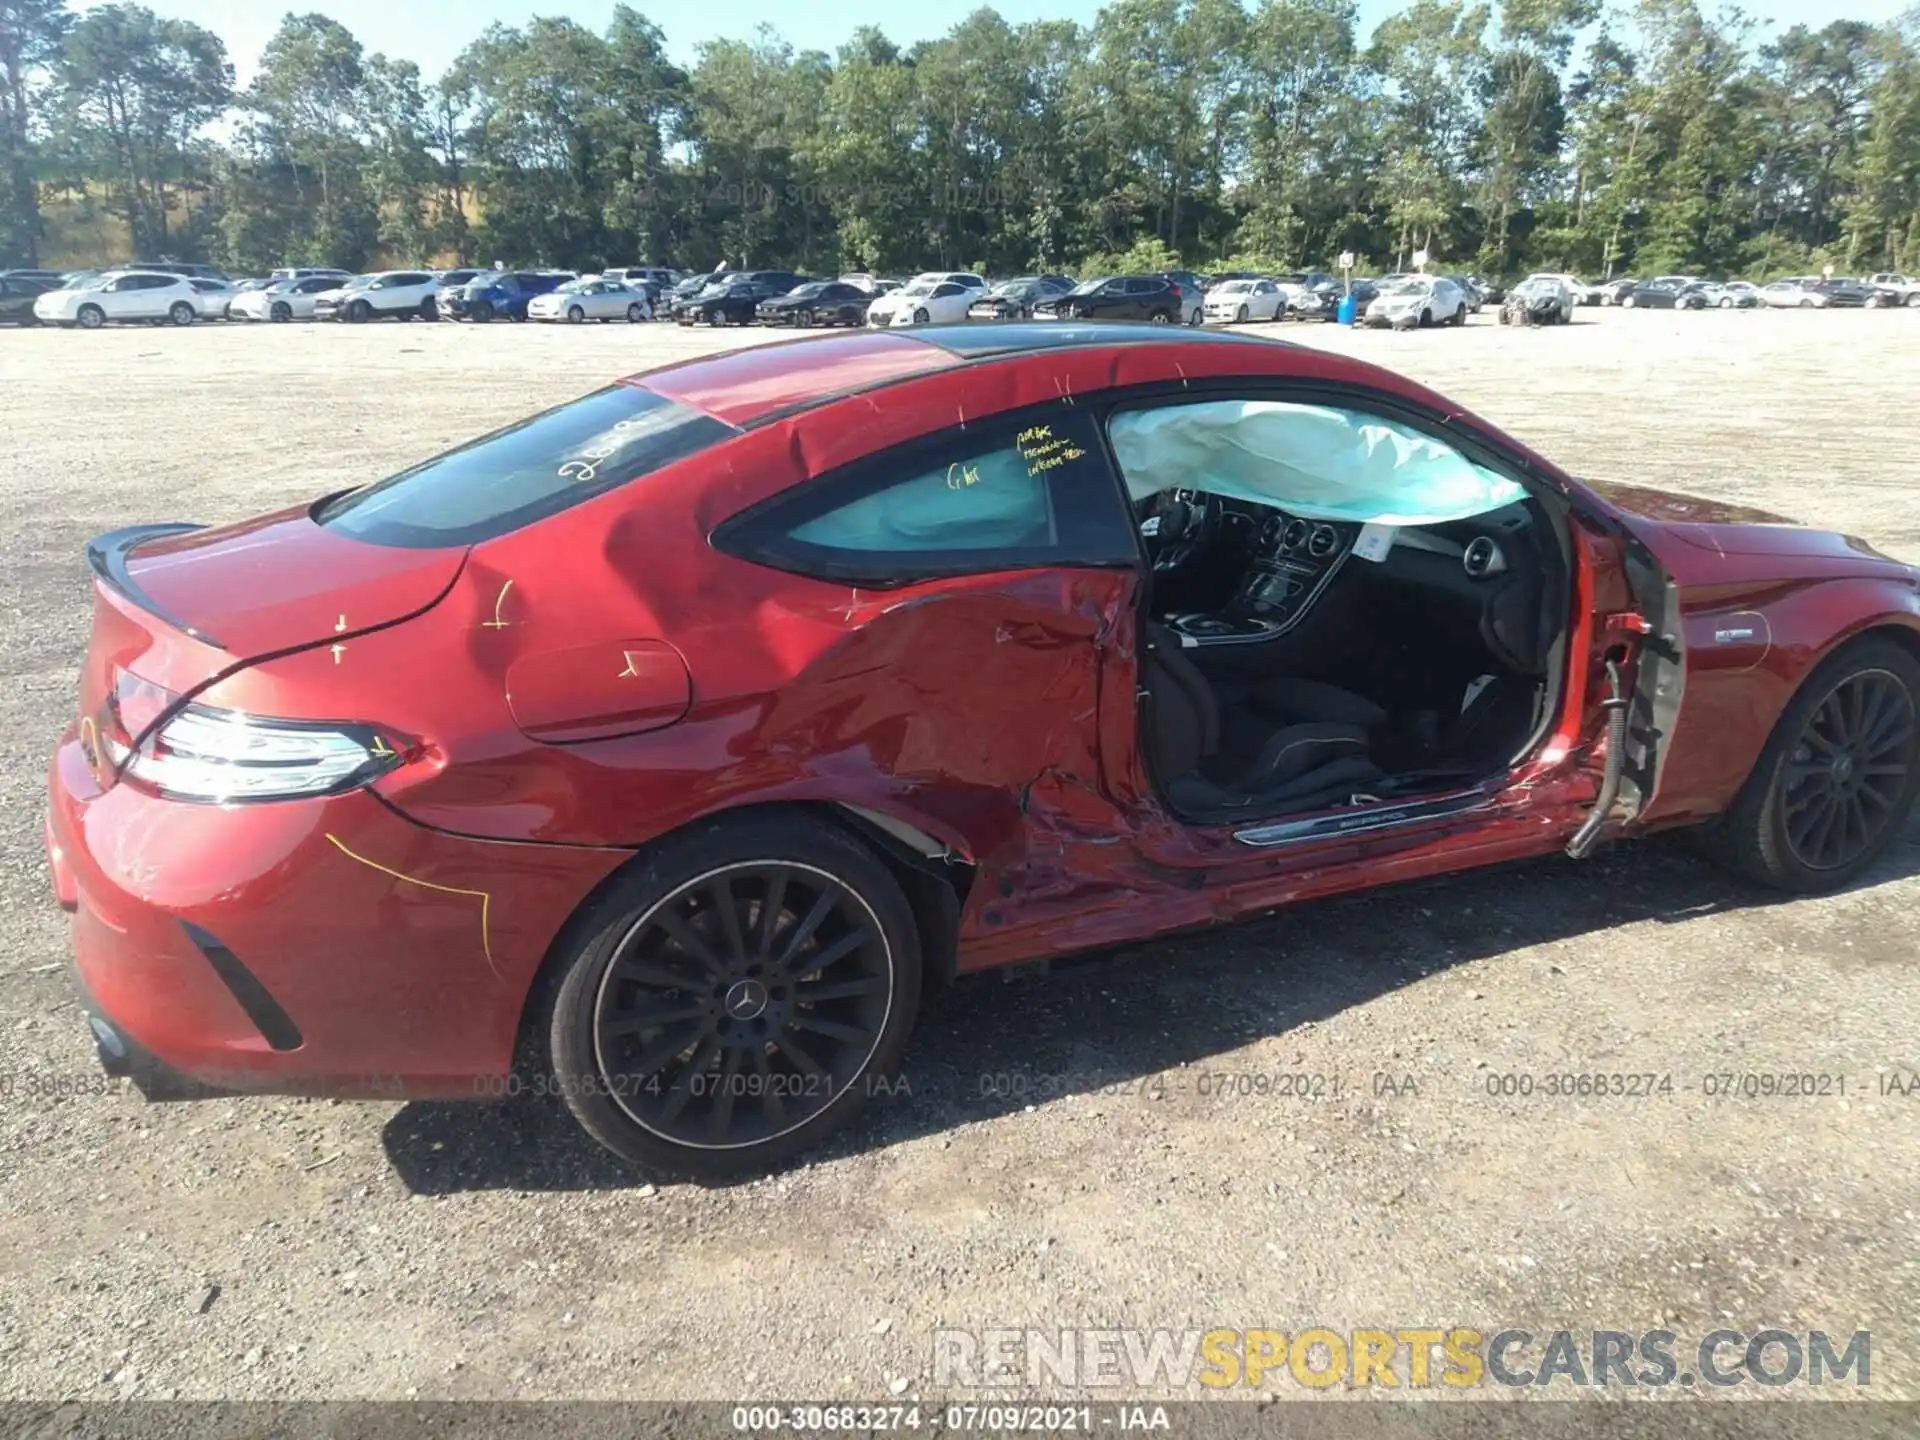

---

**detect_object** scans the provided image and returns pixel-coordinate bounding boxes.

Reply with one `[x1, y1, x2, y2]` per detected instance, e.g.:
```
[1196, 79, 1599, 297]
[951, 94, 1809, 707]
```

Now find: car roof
[636, 322, 1401, 429]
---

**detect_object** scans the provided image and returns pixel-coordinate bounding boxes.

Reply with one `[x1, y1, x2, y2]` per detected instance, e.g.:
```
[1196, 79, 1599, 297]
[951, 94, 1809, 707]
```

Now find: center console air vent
[1307, 524, 1339, 559]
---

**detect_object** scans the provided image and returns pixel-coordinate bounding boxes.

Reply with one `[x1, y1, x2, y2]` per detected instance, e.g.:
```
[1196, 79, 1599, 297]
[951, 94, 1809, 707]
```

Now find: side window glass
[712, 409, 1139, 587]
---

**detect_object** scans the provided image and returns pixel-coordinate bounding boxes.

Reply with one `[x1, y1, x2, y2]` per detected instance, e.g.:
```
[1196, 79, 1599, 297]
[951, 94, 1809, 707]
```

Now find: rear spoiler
[86, 523, 225, 650]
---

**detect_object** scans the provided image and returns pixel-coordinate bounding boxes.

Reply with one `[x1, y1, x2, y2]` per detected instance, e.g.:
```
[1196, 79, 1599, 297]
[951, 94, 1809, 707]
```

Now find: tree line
[1, 0, 1916, 282]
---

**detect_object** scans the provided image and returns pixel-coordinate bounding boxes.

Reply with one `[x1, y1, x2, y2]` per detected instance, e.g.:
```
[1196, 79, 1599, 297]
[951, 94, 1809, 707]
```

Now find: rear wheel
[546, 813, 923, 1178]
[1702, 638, 1920, 892]
[418, 297, 438, 321]
[1149, 310, 1170, 324]
[1906, 293, 1920, 308]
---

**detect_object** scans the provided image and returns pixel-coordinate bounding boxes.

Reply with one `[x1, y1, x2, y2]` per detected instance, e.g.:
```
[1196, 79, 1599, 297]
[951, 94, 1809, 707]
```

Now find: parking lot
[2, 307, 1918, 1407]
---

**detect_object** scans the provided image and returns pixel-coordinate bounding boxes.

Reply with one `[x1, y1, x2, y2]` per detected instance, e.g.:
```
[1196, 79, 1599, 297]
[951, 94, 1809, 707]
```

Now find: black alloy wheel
[548, 813, 922, 1178]
[1702, 638, 1920, 891]
[1779, 670, 1915, 871]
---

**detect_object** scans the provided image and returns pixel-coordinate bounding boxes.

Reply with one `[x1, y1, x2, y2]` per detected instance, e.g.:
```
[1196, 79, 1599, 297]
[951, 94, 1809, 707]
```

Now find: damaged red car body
[46, 324, 1920, 1175]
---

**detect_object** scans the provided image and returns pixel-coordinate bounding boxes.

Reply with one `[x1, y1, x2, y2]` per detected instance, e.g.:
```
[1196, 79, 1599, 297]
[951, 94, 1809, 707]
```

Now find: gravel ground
[1, 307, 1917, 1414]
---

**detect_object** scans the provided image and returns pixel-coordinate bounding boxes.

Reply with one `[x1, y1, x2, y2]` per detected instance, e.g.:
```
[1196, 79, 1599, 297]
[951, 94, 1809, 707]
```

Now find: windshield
[1215, 281, 1253, 295]
[316, 386, 740, 549]
[899, 280, 937, 297]
[555, 280, 591, 293]
[1069, 277, 1112, 296]
[1383, 280, 1427, 297]
[787, 283, 825, 299]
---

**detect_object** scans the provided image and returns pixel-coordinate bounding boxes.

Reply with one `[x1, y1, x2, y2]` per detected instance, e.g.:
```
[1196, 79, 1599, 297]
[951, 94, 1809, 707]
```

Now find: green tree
[0, 0, 68, 264]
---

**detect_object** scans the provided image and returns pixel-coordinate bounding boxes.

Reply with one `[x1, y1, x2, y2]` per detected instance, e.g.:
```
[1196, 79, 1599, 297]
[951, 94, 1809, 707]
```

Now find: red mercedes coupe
[46, 324, 1920, 1176]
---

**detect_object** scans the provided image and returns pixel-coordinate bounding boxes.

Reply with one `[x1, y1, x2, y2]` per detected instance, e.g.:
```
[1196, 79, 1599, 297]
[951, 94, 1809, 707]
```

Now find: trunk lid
[79, 510, 466, 754]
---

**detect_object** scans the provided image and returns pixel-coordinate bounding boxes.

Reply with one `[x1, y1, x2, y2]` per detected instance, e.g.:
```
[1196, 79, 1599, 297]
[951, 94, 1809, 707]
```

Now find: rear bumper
[45, 727, 629, 1100]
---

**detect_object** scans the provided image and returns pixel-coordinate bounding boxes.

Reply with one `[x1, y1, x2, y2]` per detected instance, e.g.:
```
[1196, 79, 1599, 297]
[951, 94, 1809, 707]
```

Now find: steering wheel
[1147, 489, 1222, 572]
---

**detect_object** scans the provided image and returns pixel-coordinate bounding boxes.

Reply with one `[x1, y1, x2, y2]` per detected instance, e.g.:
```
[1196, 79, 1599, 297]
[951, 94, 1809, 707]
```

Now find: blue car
[440, 270, 575, 322]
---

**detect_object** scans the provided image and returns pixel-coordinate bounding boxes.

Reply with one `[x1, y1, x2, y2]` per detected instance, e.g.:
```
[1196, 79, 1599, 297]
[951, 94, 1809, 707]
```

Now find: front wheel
[1235, 305, 1248, 324]
[349, 299, 372, 323]
[627, 304, 646, 323]
[271, 301, 292, 322]
[707, 309, 727, 327]
[1906, 293, 1920, 308]
[471, 301, 494, 323]
[546, 813, 923, 1178]
[797, 308, 815, 328]
[912, 307, 929, 324]
[567, 305, 585, 324]
[1701, 638, 1920, 892]
[77, 304, 106, 330]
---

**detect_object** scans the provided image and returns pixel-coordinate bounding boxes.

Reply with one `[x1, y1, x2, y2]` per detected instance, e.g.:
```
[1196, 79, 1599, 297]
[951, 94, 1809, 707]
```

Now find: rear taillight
[100, 666, 409, 803]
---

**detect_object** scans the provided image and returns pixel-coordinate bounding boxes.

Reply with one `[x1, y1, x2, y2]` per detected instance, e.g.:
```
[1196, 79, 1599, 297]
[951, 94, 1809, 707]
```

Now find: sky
[92, 0, 1916, 84]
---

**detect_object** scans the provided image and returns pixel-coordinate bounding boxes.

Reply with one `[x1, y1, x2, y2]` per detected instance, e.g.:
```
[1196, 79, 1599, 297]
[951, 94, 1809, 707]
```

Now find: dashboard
[1150, 494, 1536, 648]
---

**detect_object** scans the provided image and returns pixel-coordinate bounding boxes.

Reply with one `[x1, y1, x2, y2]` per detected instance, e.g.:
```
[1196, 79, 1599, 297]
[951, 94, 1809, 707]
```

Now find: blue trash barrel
[1337, 292, 1359, 326]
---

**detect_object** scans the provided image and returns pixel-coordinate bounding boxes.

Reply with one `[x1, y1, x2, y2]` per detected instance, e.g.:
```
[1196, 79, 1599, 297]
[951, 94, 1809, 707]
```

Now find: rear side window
[712, 408, 1138, 587]
[317, 385, 738, 548]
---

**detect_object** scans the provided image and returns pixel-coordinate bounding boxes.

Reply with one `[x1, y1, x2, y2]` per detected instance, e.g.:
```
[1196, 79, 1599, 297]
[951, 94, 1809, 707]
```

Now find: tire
[568, 305, 585, 324]
[1700, 637, 1920, 893]
[1419, 308, 1432, 328]
[77, 304, 105, 330]
[797, 308, 815, 328]
[271, 301, 292, 322]
[418, 298, 439, 321]
[545, 812, 923, 1179]
[1235, 305, 1248, 324]
[1623, 295, 1637, 308]
[1800, 298, 1813, 309]
[1906, 293, 1920, 308]
[913, 307, 929, 324]
[1447, 304, 1466, 326]
[349, 299, 372, 323]
[167, 302, 194, 327]
[707, 309, 727, 327]
[627, 304, 645, 323]
[471, 301, 494, 323]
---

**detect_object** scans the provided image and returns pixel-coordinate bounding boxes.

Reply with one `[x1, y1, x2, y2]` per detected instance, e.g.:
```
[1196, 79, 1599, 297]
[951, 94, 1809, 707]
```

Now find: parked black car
[1293, 277, 1379, 320]
[1033, 275, 1183, 323]
[1675, 281, 1720, 310]
[1816, 277, 1900, 308]
[968, 275, 1073, 319]
[674, 271, 807, 326]
[0, 272, 58, 324]
[1625, 277, 1692, 309]
[0, 268, 64, 284]
[755, 280, 872, 327]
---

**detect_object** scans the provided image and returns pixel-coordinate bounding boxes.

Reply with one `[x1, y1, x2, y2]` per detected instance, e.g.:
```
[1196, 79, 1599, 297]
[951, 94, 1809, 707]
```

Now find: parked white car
[1866, 272, 1920, 306]
[1761, 279, 1830, 309]
[1365, 275, 1470, 328]
[1517, 273, 1579, 313]
[228, 274, 346, 323]
[185, 277, 239, 319]
[33, 270, 200, 328]
[865, 272, 986, 326]
[268, 266, 351, 283]
[528, 277, 652, 323]
[1203, 278, 1285, 323]
[313, 270, 442, 322]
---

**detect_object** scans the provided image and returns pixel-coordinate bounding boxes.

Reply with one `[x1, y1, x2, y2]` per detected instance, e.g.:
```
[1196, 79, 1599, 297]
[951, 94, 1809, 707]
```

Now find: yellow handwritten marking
[482, 579, 515, 630]
[78, 715, 101, 776]
[324, 833, 498, 979]
[946, 461, 982, 491]
[1016, 425, 1053, 446]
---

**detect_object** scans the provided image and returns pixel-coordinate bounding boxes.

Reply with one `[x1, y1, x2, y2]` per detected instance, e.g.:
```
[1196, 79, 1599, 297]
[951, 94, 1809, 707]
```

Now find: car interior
[1113, 398, 1571, 824]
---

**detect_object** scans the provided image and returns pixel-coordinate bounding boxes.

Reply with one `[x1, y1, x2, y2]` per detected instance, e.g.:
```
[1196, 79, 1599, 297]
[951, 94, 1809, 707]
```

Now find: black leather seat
[1141, 624, 1385, 816]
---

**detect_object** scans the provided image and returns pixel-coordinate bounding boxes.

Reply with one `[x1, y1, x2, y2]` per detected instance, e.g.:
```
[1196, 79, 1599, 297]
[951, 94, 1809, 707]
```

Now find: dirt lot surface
[2, 308, 1918, 1416]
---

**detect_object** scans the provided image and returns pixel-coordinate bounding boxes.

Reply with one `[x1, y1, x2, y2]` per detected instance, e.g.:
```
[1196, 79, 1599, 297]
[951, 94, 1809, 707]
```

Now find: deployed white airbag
[1108, 400, 1527, 525]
